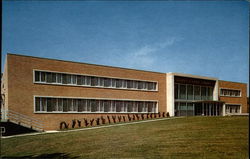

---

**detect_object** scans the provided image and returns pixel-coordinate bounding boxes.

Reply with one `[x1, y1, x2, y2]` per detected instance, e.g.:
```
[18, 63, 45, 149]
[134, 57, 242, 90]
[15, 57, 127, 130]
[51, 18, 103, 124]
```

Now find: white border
[33, 95, 159, 114]
[219, 88, 242, 97]
[225, 103, 242, 114]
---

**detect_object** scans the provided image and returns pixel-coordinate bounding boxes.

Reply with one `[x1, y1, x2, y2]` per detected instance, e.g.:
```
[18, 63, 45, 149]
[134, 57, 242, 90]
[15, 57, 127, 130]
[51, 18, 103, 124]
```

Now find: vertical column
[215, 103, 217, 116]
[166, 73, 175, 116]
[222, 103, 226, 116]
[213, 80, 219, 101]
[202, 103, 204, 116]
[209, 103, 211, 116]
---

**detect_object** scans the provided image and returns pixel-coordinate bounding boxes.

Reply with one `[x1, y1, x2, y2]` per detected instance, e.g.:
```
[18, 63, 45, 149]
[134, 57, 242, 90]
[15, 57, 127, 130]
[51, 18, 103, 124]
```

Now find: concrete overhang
[167, 72, 218, 81]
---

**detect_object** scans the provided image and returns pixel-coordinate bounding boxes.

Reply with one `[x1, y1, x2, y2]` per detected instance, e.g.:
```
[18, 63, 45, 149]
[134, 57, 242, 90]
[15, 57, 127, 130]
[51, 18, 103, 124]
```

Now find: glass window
[35, 97, 41, 111]
[63, 99, 68, 112]
[41, 98, 46, 111]
[56, 73, 62, 83]
[66, 75, 72, 84]
[187, 85, 193, 100]
[72, 75, 77, 84]
[62, 74, 67, 84]
[51, 73, 56, 83]
[104, 78, 111, 87]
[127, 101, 133, 112]
[194, 86, 201, 100]
[138, 102, 144, 112]
[91, 77, 98, 86]
[208, 87, 213, 100]
[148, 102, 154, 112]
[68, 99, 73, 111]
[77, 75, 82, 85]
[35, 71, 40, 82]
[201, 87, 207, 100]
[47, 98, 52, 112]
[41, 72, 46, 82]
[73, 99, 78, 111]
[104, 101, 110, 112]
[179, 84, 186, 100]
[58, 99, 63, 111]
[111, 79, 116, 88]
[138, 82, 143, 89]
[115, 101, 123, 112]
[99, 78, 104, 87]
[116, 79, 122, 88]
[51, 98, 57, 111]
[175, 84, 179, 99]
[86, 76, 91, 85]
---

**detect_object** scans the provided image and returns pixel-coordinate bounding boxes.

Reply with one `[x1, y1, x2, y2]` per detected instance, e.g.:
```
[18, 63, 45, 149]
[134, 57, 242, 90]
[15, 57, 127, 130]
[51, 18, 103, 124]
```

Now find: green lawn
[1, 116, 248, 159]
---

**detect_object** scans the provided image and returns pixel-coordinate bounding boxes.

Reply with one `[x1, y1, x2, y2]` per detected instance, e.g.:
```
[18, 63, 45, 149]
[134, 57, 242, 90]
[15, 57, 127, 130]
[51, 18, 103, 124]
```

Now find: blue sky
[2, 1, 249, 87]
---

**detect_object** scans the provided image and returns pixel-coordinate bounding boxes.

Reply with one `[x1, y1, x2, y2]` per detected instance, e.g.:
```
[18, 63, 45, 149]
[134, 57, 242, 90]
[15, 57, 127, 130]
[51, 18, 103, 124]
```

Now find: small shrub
[147, 114, 149, 119]
[107, 116, 111, 124]
[112, 116, 116, 123]
[60, 121, 69, 129]
[72, 119, 77, 128]
[154, 113, 157, 118]
[90, 119, 95, 126]
[162, 112, 165, 117]
[77, 120, 81, 127]
[96, 118, 100, 125]
[132, 114, 136, 121]
[158, 112, 161, 118]
[118, 116, 122, 122]
[166, 112, 170, 117]
[128, 114, 132, 121]
[141, 114, 144, 120]
[135, 114, 140, 120]
[84, 118, 89, 127]
[101, 116, 106, 124]
[150, 113, 153, 119]
[123, 116, 126, 122]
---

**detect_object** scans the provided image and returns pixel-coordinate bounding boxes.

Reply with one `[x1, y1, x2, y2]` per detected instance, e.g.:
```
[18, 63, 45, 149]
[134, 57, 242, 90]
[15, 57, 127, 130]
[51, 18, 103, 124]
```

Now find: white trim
[33, 69, 158, 92]
[219, 88, 242, 97]
[33, 95, 158, 114]
[33, 69, 158, 83]
[225, 103, 242, 114]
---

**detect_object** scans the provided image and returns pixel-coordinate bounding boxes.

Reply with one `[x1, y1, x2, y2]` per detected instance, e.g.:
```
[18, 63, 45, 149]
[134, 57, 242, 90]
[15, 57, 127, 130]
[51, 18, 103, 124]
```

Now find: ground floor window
[226, 104, 241, 114]
[175, 102, 222, 116]
[35, 97, 157, 113]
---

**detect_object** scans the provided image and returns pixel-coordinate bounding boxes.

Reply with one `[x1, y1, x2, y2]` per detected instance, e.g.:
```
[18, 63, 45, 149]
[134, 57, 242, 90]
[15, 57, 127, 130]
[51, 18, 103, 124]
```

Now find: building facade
[1, 54, 248, 130]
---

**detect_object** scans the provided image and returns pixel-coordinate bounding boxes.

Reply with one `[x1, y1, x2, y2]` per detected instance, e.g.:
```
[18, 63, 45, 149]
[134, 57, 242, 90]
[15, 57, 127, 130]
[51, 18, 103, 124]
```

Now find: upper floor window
[220, 89, 241, 97]
[34, 70, 158, 91]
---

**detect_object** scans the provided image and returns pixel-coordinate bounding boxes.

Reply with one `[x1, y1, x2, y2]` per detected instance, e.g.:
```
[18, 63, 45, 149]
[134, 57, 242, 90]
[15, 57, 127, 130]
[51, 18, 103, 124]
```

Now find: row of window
[35, 97, 158, 113]
[225, 104, 241, 114]
[220, 89, 241, 97]
[34, 71, 157, 91]
[174, 83, 213, 101]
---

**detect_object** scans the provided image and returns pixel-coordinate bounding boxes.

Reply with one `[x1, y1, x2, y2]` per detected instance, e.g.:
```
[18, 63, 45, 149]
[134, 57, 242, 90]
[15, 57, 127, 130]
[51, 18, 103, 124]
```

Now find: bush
[166, 112, 170, 117]
[60, 121, 69, 129]
[77, 120, 81, 127]
[96, 118, 100, 125]
[118, 116, 122, 122]
[112, 116, 116, 123]
[101, 116, 106, 124]
[84, 118, 89, 127]
[90, 119, 95, 126]
[107, 116, 111, 124]
[123, 116, 126, 122]
[72, 119, 77, 128]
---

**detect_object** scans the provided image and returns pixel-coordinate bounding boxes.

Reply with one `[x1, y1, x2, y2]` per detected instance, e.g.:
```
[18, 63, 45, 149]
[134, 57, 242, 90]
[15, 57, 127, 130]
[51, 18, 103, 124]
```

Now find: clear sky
[2, 1, 249, 87]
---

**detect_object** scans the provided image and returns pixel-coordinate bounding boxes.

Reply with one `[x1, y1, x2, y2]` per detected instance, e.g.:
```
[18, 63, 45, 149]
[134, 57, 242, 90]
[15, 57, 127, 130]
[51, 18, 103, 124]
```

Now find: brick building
[1, 54, 248, 130]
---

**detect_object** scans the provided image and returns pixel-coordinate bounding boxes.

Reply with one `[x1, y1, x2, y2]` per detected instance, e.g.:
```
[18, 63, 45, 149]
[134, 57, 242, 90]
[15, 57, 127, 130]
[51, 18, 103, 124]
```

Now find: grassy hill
[1, 116, 248, 159]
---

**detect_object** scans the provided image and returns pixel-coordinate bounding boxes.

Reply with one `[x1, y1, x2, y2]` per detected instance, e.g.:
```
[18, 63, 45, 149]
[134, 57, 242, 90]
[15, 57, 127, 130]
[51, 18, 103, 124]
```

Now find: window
[179, 84, 186, 100]
[194, 86, 201, 100]
[35, 71, 40, 82]
[220, 89, 241, 97]
[175, 84, 179, 99]
[201, 87, 207, 100]
[187, 85, 193, 100]
[34, 71, 157, 91]
[226, 104, 241, 114]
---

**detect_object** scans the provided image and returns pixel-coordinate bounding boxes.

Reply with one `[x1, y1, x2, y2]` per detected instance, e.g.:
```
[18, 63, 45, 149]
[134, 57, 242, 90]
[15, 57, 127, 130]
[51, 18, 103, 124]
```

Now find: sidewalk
[1, 117, 183, 139]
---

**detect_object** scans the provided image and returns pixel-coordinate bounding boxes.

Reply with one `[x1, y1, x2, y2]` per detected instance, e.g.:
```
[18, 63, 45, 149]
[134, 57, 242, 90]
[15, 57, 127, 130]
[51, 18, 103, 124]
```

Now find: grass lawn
[1, 116, 248, 159]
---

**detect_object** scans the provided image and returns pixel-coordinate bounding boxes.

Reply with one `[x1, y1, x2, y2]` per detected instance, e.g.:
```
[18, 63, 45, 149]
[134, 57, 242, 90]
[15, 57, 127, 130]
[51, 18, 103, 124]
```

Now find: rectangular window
[220, 89, 241, 97]
[46, 72, 52, 83]
[35, 97, 157, 113]
[35, 71, 40, 82]
[91, 77, 98, 86]
[187, 85, 193, 100]
[56, 73, 62, 83]
[194, 86, 201, 100]
[104, 78, 111, 87]
[179, 84, 186, 100]
[72, 75, 77, 84]
[174, 84, 179, 99]
[208, 87, 213, 100]
[116, 79, 122, 88]
[201, 87, 207, 100]
[51, 73, 57, 83]
[86, 76, 91, 85]
[62, 74, 67, 84]
[41, 72, 46, 82]
[35, 97, 41, 111]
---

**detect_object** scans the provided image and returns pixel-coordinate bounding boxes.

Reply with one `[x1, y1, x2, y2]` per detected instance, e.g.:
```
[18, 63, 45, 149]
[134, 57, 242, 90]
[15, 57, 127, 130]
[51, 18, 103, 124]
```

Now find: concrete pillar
[213, 80, 219, 101]
[166, 73, 175, 117]
[222, 103, 226, 116]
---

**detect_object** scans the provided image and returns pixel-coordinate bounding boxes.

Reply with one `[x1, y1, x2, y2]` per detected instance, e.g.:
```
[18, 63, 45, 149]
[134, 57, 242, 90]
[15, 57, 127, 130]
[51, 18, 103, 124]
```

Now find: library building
[1, 54, 248, 131]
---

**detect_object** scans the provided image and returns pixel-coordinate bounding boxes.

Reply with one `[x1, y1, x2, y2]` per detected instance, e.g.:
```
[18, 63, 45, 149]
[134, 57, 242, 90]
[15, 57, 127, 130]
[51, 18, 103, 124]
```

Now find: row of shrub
[59, 112, 170, 130]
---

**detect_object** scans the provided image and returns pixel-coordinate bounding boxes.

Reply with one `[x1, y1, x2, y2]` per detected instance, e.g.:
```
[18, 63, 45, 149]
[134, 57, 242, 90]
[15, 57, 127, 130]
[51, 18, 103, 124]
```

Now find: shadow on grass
[2, 152, 79, 159]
